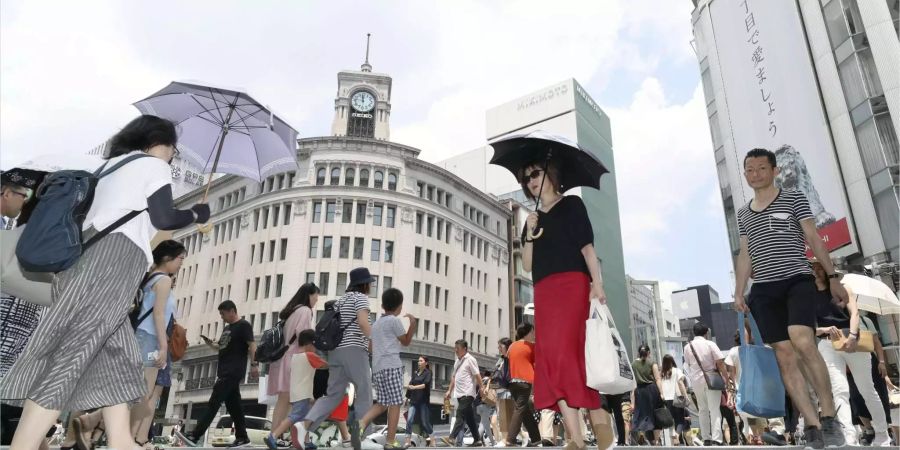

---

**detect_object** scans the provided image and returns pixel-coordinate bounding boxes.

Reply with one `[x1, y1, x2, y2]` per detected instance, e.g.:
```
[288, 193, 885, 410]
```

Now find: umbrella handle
[528, 228, 544, 240]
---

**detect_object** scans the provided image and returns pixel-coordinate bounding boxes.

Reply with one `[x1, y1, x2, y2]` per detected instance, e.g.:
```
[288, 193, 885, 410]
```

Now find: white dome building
[164, 59, 513, 424]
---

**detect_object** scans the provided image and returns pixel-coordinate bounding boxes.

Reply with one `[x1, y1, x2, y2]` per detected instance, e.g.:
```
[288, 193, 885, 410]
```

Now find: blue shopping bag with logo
[736, 311, 786, 418]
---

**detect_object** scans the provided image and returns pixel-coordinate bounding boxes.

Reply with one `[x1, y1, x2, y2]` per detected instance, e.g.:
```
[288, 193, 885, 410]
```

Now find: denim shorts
[288, 399, 313, 423]
[135, 329, 160, 368]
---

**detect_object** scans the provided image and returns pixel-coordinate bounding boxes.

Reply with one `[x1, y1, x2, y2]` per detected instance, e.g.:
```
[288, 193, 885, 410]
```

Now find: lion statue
[774, 144, 836, 227]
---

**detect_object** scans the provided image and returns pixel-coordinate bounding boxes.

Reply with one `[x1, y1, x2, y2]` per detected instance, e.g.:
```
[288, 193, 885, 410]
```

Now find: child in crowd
[265, 329, 327, 450]
[356, 288, 417, 449]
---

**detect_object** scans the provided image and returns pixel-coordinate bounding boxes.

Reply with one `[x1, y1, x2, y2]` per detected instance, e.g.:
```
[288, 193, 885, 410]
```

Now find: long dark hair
[280, 283, 319, 321]
[418, 355, 430, 372]
[638, 343, 651, 361]
[661, 354, 677, 379]
[108, 115, 178, 158]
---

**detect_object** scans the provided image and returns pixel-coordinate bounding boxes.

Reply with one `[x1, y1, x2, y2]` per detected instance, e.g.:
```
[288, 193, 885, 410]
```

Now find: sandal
[135, 438, 154, 450]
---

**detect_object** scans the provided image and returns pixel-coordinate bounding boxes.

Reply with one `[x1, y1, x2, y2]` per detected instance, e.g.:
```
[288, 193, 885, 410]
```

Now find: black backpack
[16, 154, 152, 273]
[129, 272, 166, 330]
[256, 318, 298, 363]
[314, 300, 348, 351]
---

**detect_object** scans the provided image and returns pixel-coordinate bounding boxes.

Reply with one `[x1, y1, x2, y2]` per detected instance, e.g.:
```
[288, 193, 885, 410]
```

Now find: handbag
[735, 312, 786, 418]
[585, 300, 637, 394]
[830, 329, 875, 353]
[673, 394, 691, 409]
[480, 379, 497, 407]
[652, 406, 675, 429]
[0, 227, 53, 306]
[688, 340, 726, 391]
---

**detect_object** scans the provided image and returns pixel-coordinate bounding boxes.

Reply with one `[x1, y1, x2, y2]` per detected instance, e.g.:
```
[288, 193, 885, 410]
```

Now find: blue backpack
[15, 154, 152, 273]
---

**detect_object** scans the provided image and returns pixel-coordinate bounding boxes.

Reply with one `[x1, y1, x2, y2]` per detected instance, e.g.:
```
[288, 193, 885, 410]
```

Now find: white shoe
[872, 433, 892, 447]
[494, 441, 506, 447]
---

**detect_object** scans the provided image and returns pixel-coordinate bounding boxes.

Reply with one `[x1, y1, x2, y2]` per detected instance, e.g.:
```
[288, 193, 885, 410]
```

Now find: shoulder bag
[688, 341, 726, 391]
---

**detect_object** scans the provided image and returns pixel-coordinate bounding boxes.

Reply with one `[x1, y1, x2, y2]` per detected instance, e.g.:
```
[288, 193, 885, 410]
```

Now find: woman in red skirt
[520, 160, 614, 450]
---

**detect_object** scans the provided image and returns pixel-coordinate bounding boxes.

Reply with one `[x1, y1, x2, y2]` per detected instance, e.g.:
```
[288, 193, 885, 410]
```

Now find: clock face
[351, 91, 375, 112]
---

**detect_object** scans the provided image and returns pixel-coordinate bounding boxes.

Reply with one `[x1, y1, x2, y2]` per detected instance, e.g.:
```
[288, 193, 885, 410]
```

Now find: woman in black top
[813, 261, 890, 445]
[519, 160, 611, 450]
[404, 356, 434, 446]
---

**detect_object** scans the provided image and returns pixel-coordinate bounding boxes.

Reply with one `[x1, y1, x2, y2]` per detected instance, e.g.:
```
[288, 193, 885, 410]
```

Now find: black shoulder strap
[134, 273, 167, 328]
[83, 154, 156, 250]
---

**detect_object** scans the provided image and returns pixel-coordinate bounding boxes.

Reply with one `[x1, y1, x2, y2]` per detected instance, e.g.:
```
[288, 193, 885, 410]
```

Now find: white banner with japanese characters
[710, 0, 855, 255]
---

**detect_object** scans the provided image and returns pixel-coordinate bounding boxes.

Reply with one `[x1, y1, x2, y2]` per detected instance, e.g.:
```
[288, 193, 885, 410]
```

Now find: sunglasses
[521, 169, 544, 183]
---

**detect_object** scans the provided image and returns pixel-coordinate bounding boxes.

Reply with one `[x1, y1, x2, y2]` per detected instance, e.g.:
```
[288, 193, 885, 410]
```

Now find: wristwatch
[826, 272, 842, 280]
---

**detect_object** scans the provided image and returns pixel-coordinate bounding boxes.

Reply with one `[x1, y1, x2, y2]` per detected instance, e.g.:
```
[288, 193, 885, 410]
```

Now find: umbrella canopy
[488, 130, 609, 192]
[14, 153, 104, 174]
[842, 273, 900, 315]
[133, 80, 299, 183]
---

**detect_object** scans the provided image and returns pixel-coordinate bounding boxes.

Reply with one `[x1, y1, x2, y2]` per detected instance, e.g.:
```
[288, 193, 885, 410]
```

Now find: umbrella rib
[207, 88, 229, 125]
[186, 95, 226, 127]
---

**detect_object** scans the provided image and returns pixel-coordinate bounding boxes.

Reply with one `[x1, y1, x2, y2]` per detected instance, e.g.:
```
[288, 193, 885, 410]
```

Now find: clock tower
[331, 34, 392, 140]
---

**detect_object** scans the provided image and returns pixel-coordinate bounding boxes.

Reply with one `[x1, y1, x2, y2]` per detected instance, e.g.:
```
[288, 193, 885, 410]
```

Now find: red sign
[805, 218, 852, 257]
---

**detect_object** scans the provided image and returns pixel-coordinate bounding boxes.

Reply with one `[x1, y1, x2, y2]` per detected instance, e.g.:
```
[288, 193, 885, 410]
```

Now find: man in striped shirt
[733, 148, 848, 449]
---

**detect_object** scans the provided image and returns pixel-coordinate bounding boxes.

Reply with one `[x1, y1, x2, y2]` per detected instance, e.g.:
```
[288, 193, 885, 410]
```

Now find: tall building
[440, 79, 632, 353]
[164, 56, 512, 424]
[690, 0, 898, 278]
[671, 285, 736, 350]
[627, 276, 660, 360]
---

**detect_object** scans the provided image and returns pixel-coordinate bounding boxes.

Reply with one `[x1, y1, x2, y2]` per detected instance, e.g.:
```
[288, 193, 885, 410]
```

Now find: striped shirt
[737, 189, 814, 283]
[452, 352, 480, 398]
[336, 292, 371, 350]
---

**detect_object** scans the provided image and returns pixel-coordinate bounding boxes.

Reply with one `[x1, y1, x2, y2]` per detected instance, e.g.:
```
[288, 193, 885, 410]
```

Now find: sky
[0, 0, 735, 308]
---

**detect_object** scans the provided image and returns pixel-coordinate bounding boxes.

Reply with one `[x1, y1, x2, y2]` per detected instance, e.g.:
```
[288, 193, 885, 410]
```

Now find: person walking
[518, 159, 612, 450]
[0, 115, 209, 450]
[294, 267, 374, 450]
[813, 260, 891, 446]
[630, 344, 664, 445]
[683, 322, 729, 446]
[268, 283, 320, 429]
[492, 338, 514, 446]
[404, 356, 434, 447]
[733, 148, 848, 449]
[476, 371, 497, 446]
[504, 323, 542, 447]
[443, 340, 484, 447]
[176, 300, 257, 447]
[660, 354, 689, 446]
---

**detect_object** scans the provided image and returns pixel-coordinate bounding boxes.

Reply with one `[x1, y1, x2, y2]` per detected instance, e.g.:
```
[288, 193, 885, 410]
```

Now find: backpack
[129, 272, 166, 330]
[15, 154, 152, 273]
[255, 318, 298, 363]
[314, 299, 348, 351]
[169, 319, 188, 362]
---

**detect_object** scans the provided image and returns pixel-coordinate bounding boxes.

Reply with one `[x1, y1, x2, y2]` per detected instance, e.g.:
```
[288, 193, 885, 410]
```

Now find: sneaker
[819, 416, 845, 448]
[264, 433, 279, 450]
[305, 442, 319, 450]
[494, 441, 506, 447]
[229, 437, 252, 447]
[761, 431, 787, 446]
[872, 432, 892, 447]
[541, 439, 555, 447]
[384, 441, 405, 449]
[468, 441, 485, 447]
[803, 426, 824, 450]
[174, 430, 201, 448]
[292, 422, 308, 449]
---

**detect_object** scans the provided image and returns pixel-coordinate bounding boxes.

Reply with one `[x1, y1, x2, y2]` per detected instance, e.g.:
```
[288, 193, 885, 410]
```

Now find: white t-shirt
[452, 352, 480, 398]
[724, 346, 741, 389]
[371, 314, 405, 373]
[660, 367, 684, 401]
[82, 151, 172, 265]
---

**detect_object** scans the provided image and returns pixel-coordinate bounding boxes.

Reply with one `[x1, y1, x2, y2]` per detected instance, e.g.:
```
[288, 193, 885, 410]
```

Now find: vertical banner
[710, 0, 855, 254]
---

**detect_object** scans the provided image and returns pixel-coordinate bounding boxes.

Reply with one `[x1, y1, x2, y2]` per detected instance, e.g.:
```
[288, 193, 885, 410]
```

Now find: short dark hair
[108, 115, 178, 158]
[455, 339, 468, 350]
[297, 329, 317, 347]
[498, 337, 513, 350]
[692, 322, 709, 338]
[518, 158, 562, 201]
[515, 323, 533, 340]
[381, 288, 403, 312]
[218, 300, 237, 313]
[152, 240, 187, 266]
[743, 148, 777, 168]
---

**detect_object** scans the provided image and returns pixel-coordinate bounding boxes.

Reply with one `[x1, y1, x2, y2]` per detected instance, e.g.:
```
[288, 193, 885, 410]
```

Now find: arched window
[330, 168, 341, 185]
[387, 172, 397, 191]
[345, 168, 355, 186]
[374, 170, 384, 189]
[316, 168, 326, 186]
[359, 169, 370, 187]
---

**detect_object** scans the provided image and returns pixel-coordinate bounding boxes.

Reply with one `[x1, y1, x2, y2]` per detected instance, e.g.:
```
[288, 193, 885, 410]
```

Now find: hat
[1, 168, 45, 190]
[347, 267, 376, 289]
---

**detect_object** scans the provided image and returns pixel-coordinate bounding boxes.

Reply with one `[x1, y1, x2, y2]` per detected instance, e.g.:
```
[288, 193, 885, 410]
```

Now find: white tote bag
[585, 300, 636, 394]
[1, 226, 53, 306]
[257, 374, 278, 406]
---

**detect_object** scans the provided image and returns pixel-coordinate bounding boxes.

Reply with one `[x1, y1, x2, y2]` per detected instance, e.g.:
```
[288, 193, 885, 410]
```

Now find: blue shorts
[135, 329, 160, 368]
[288, 399, 313, 423]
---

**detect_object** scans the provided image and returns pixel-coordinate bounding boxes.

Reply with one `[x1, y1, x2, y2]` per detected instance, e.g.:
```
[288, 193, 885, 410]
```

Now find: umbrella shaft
[202, 102, 236, 203]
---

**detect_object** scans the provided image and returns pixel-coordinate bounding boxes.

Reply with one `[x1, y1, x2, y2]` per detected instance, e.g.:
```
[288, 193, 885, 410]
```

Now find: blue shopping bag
[736, 312, 786, 418]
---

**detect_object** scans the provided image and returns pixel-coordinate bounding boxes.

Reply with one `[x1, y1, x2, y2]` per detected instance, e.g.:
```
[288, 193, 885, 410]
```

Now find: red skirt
[533, 271, 602, 411]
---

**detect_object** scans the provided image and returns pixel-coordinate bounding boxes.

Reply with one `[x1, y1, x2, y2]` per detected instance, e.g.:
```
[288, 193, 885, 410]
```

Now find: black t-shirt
[521, 196, 594, 284]
[815, 288, 850, 329]
[217, 319, 253, 378]
[407, 368, 432, 405]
